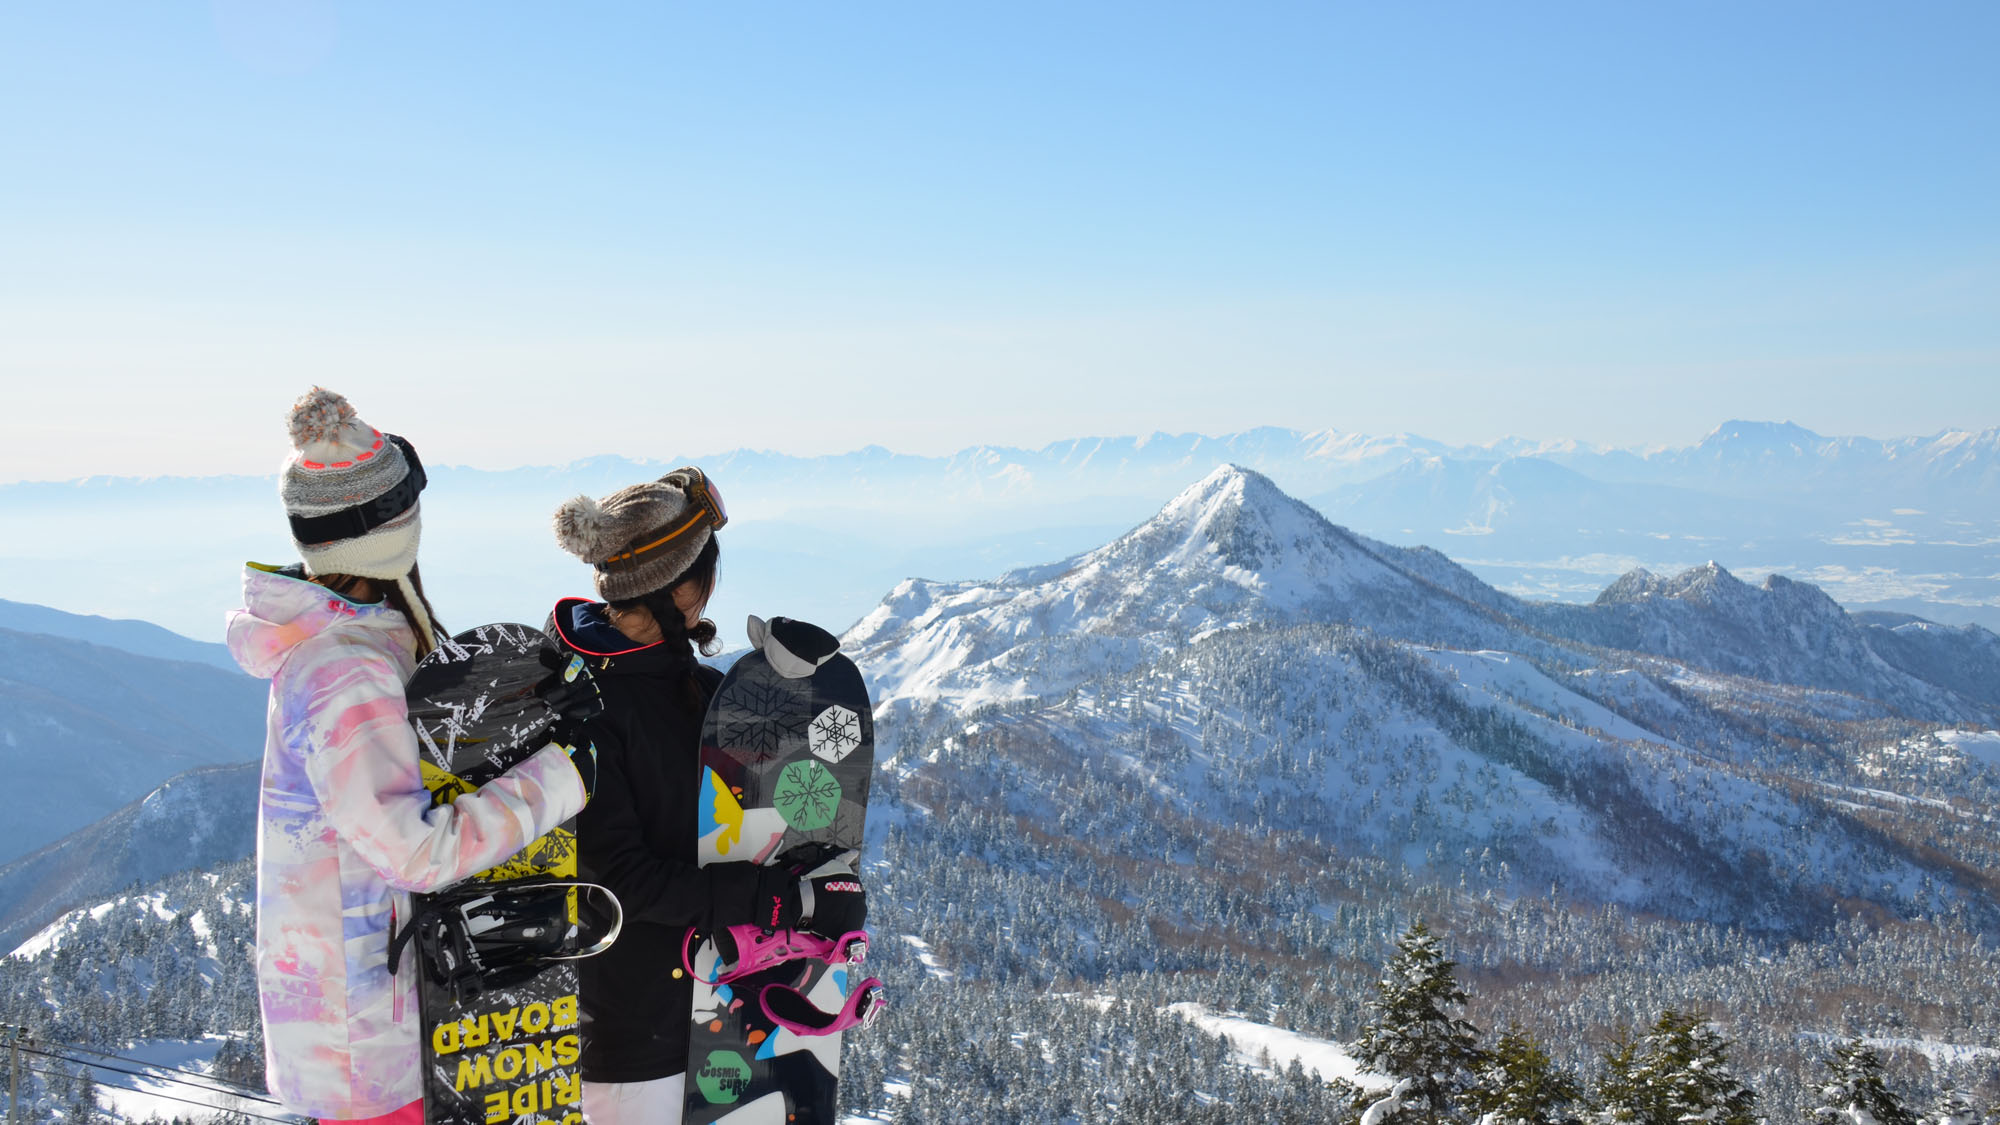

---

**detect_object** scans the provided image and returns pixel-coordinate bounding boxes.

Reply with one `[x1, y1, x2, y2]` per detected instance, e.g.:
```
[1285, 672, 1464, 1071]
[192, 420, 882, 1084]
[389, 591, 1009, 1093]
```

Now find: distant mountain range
[0, 616, 262, 866]
[1, 420, 1994, 644]
[0, 598, 239, 671]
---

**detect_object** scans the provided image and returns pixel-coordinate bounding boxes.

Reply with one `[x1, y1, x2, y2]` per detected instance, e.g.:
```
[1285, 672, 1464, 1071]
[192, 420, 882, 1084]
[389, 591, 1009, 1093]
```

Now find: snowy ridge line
[10, 1038, 299, 1122]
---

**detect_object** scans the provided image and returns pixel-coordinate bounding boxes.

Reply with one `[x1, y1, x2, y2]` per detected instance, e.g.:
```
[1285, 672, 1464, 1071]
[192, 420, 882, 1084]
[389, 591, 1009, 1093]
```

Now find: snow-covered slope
[1527, 564, 2000, 723]
[0, 761, 258, 953]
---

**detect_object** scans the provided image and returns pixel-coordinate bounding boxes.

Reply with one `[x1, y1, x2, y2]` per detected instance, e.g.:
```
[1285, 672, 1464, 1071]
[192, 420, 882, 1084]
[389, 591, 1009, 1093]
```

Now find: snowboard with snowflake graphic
[686, 615, 874, 1125]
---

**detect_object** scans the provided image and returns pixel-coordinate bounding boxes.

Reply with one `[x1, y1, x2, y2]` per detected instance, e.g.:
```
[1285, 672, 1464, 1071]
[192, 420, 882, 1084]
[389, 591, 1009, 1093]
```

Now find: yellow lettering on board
[462, 1015, 491, 1050]
[432, 1021, 461, 1056]
[553, 1072, 582, 1105]
[521, 1039, 555, 1075]
[552, 994, 578, 1028]
[482, 1091, 508, 1125]
[491, 1007, 520, 1042]
[511, 1081, 542, 1117]
[494, 1047, 525, 1081]
[554, 1035, 581, 1067]
[454, 1053, 494, 1092]
[521, 1001, 551, 1035]
[561, 1113, 583, 1125]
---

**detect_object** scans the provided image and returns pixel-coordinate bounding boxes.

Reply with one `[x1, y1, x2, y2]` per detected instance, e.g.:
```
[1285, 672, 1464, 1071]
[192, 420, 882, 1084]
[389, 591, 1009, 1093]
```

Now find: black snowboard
[684, 616, 875, 1125]
[404, 623, 598, 1125]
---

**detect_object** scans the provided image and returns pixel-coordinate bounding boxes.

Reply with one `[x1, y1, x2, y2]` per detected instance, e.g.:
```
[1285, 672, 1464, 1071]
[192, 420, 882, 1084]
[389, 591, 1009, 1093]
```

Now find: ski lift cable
[32, 1036, 283, 1100]
[13, 1045, 302, 1122]
[16, 1059, 304, 1125]
[13, 1039, 285, 1105]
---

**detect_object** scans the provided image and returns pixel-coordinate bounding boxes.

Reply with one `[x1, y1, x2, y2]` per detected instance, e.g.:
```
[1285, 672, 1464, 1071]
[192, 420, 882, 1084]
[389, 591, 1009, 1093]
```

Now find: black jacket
[548, 597, 729, 1083]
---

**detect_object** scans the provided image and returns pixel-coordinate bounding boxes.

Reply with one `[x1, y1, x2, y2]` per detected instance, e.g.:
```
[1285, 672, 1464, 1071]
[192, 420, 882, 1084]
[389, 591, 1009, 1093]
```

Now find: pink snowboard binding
[759, 975, 887, 1036]
[682, 923, 869, 987]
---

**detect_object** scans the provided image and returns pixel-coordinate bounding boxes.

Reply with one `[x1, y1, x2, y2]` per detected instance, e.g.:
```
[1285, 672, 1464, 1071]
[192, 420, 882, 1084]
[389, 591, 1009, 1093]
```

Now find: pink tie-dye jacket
[227, 565, 587, 1121]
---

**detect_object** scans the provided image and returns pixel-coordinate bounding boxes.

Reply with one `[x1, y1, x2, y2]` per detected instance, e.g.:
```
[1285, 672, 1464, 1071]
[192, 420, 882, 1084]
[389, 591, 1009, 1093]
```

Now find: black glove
[534, 649, 603, 802]
[707, 855, 866, 938]
[796, 860, 866, 938]
[534, 648, 604, 744]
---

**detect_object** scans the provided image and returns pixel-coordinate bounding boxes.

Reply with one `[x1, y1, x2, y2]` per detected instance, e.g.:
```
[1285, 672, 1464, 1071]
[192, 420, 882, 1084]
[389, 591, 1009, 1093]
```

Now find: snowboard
[684, 616, 877, 1125]
[403, 622, 613, 1125]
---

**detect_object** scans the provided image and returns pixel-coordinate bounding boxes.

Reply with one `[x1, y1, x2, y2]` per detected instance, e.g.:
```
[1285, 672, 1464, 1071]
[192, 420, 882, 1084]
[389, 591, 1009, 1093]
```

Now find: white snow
[899, 934, 955, 981]
[1164, 1003, 1392, 1089]
[1935, 729, 2000, 769]
[70, 1036, 300, 1124]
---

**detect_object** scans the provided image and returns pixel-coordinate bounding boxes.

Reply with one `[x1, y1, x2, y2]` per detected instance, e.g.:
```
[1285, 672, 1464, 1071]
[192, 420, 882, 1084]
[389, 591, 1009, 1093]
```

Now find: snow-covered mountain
[1526, 564, 2000, 724]
[0, 762, 257, 954]
[846, 466, 1543, 715]
[848, 466, 2000, 933]
[0, 627, 263, 865]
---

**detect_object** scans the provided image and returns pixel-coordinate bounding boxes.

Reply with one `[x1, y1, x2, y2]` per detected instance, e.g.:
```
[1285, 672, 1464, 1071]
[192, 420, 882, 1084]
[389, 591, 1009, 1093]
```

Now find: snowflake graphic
[715, 677, 807, 764]
[772, 760, 842, 832]
[807, 705, 862, 764]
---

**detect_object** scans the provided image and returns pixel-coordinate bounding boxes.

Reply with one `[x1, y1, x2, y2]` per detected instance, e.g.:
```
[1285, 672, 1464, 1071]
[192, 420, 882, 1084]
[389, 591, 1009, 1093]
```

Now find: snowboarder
[228, 388, 598, 1125]
[546, 467, 866, 1125]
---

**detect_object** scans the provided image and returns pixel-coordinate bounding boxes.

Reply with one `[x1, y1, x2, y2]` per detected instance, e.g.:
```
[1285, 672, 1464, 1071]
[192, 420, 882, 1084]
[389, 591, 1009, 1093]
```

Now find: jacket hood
[547, 596, 694, 677]
[227, 563, 414, 679]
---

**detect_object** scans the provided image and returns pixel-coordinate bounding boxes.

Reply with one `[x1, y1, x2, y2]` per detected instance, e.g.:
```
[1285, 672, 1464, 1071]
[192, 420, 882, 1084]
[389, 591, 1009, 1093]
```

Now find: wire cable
[17, 1059, 302, 1125]
[32, 1036, 280, 1101]
[13, 1046, 303, 1124]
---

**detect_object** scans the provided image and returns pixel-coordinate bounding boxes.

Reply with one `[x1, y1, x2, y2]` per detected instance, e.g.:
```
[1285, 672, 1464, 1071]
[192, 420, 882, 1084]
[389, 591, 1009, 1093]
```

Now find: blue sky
[2, 2, 1995, 481]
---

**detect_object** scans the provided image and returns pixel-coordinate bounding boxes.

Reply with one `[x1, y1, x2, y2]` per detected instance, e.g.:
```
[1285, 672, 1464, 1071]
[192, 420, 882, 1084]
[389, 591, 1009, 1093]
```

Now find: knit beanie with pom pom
[552, 467, 725, 603]
[278, 389, 430, 638]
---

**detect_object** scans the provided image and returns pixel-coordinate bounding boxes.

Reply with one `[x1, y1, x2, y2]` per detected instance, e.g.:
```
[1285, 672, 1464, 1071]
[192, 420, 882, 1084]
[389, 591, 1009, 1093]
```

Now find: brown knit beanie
[552, 467, 725, 602]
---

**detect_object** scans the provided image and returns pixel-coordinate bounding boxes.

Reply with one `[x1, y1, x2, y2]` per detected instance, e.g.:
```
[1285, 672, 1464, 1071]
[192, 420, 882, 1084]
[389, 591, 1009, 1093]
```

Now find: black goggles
[287, 433, 428, 545]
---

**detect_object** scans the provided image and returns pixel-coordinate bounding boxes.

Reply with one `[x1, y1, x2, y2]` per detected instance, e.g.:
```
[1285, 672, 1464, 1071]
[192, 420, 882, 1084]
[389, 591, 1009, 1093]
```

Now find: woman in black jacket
[547, 467, 857, 1125]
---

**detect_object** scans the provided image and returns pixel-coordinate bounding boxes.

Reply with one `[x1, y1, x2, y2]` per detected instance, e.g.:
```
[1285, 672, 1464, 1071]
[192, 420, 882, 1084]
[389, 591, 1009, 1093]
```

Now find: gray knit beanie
[552, 467, 723, 603]
[280, 387, 426, 587]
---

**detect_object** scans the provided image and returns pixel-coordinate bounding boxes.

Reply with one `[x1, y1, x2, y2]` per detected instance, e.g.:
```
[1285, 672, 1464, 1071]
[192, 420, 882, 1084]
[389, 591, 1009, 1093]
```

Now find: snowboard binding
[758, 976, 887, 1037]
[681, 923, 868, 987]
[390, 879, 623, 1005]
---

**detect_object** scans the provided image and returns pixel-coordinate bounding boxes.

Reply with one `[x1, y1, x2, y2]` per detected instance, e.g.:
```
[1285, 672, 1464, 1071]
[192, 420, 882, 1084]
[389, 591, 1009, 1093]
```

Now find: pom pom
[553, 494, 617, 561]
[287, 387, 359, 450]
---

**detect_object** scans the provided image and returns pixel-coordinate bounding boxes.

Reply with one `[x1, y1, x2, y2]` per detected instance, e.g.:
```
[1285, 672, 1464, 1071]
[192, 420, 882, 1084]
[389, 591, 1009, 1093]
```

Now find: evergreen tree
[1588, 1011, 1756, 1125]
[1929, 1090, 1985, 1125]
[1471, 1027, 1582, 1125]
[67, 1062, 99, 1125]
[1812, 1037, 1917, 1125]
[1354, 921, 1484, 1124]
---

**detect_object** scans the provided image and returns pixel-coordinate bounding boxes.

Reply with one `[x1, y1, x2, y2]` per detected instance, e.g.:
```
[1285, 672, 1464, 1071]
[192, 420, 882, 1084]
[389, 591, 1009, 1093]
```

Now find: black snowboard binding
[389, 879, 623, 1005]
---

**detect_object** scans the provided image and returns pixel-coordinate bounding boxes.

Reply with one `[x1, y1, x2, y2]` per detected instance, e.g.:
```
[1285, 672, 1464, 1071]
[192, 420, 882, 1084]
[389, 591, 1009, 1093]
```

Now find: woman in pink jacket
[227, 389, 594, 1125]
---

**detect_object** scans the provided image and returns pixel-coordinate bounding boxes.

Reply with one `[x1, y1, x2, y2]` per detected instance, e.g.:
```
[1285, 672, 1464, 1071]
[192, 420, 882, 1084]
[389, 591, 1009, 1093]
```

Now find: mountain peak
[1146, 464, 1323, 571]
[1698, 420, 1826, 451]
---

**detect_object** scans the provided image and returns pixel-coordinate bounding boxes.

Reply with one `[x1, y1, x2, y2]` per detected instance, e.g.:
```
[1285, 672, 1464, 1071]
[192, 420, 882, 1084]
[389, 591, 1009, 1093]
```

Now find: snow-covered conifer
[1811, 1037, 1916, 1125]
[1929, 1090, 1985, 1125]
[1471, 1026, 1582, 1125]
[1588, 1010, 1756, 1125]
[1354, 921, 1485, 1123]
